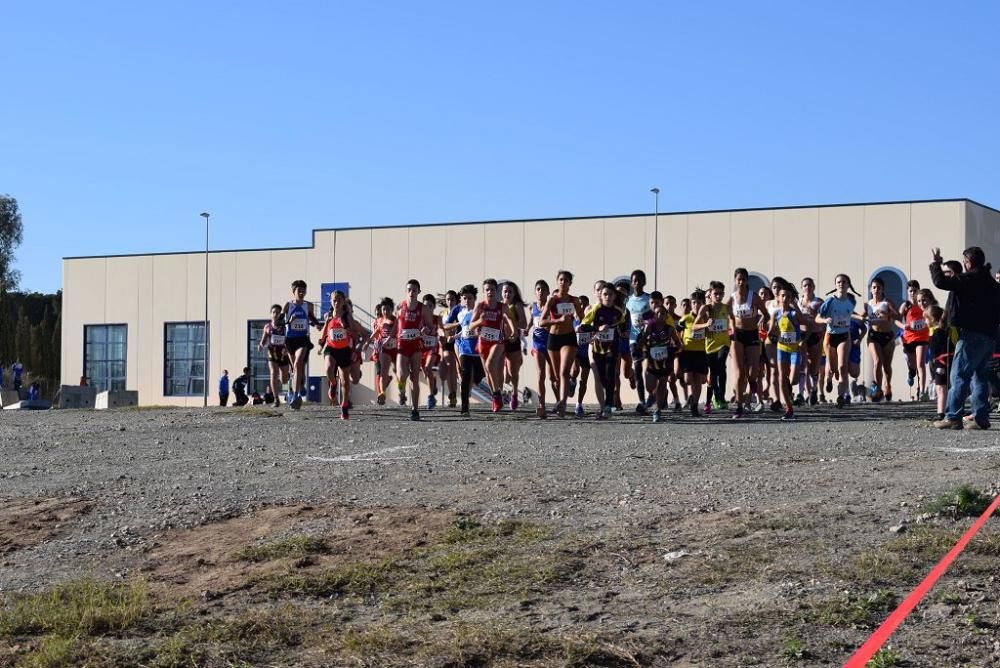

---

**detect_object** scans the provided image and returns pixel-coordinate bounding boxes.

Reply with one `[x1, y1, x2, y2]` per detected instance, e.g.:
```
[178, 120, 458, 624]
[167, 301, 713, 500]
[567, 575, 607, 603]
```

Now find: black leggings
[593, 352, 619, 408]
[706, 347, 729, 403]
[632, 357, 646, 404]
[460, 355, 486, 410]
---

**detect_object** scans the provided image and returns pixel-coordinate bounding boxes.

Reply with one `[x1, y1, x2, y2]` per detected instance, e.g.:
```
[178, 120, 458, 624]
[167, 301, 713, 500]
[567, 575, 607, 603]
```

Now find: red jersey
[902, 303, 930, 344]
[397, 302, 425, 354]
[321, 316, 351, 350]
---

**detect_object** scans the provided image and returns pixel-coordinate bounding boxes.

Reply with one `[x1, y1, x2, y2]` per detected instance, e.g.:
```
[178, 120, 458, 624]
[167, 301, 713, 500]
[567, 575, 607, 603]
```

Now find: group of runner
[254, 270, 947, 422]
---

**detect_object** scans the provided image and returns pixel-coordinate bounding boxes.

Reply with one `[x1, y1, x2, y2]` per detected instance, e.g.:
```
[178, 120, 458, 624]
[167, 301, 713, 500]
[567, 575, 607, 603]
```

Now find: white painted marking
[307, 445, 419, 462]
[938, 445, 1000, 454]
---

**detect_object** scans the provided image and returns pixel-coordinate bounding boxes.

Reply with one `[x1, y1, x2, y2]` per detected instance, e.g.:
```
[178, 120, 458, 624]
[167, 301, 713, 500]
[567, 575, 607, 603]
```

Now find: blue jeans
[946, 329, 996, 423]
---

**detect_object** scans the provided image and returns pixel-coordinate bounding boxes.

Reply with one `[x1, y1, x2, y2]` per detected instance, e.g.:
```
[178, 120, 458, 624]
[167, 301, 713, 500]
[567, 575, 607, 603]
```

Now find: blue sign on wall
[320, 282, 350, 318]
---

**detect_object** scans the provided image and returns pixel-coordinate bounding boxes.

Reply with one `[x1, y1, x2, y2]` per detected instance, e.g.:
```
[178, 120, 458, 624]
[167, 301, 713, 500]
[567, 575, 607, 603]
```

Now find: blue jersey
[819, 295, 855, 335]
[12, 362, 23, 380]
[455, 307, 478, 356]
[285, 301, 312, 339]
[625, 293, 652, 342]
[530, 303, 549, 347]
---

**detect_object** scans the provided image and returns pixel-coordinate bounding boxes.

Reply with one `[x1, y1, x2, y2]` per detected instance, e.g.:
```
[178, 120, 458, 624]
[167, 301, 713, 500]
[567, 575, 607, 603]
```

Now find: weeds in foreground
[0, 578, 149, 637]
[780, 634, 810, 661]
[808, 589, 897, 629]
[866, 647, 902, 667]
[231, 535, 329, 563]
[922, 485, 993, 519]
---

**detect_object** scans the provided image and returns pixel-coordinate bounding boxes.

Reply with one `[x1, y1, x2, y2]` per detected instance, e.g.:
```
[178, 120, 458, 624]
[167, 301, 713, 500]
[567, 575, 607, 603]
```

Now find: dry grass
[0, 578, 149, 637]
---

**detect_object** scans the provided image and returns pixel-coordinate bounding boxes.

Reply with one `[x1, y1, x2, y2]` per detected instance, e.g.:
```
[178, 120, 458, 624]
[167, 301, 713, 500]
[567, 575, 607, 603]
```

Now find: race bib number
[595, 329, 614, 342]
[399, 328, 420, 341]
[832, 316, 850, 328]
[328, 329, 347, 342]
[650, 346, 669, 361]
[631, 313, 644, 328]
[556, 302, 575, 315]
[779, 332, 796, 345]
[709, 318, 727, 333]
[422, 335, 438, 348]
[290, 319, 308, 332]
[576, 331, 594, 346]
[734, 305, 752, 318]
[479, 327, 501, 342]
[269, 334, 285, 346]
[910, 319, 927, 331]
[690, 329, 706, 340]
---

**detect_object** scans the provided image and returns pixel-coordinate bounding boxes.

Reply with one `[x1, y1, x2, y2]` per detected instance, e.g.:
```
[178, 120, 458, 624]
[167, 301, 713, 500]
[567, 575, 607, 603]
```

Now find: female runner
[438, 290, 459, 407]
[816, 274, 861, 408]
[501, 281, 528, 411]
[257, 304, 290, 407]
[865, 277, 899, 402]
[769, 284, 801, 420]
[581, 282, 626, 420]
[897, 281, 931, 401]
[470, 278, 518, 412]
[639, 301, 683, 423]
[396, 280, 437, 420]
[726, 268, 769, 419]
[798, 278, 824, 406]
[704, 281, 731, 413]
[540, 270, 585, 418]
[529, 280, 552, 418]
[420, 293, 442, 409]
[318, 290, 357, 419]
[679, 289, 711, 417]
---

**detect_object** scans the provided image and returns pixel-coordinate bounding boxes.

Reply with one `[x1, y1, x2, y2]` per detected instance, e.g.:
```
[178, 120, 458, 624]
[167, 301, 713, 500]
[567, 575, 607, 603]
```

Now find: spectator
[79, 376, 89, 386]
[930, 246, 1000, 430]
[233, 367, 251, 406]
[219, 369, 230, 406]
[11, 360, 24, 392]
[27, 382, 39, 401]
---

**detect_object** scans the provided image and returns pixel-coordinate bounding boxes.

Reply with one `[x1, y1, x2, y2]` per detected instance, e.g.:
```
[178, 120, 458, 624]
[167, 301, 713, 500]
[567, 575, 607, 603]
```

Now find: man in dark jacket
[930, 246, 1000, 430]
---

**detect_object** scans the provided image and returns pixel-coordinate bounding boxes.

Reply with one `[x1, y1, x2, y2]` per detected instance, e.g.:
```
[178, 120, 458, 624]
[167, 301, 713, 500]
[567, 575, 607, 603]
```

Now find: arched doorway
[748, 272, 770, 296]
[867, 267, 907, 306]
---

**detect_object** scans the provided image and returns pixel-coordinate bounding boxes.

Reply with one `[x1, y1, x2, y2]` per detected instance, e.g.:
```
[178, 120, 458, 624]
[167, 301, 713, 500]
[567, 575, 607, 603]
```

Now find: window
[164, 322, 208, 397]
[747, 272, 770, 296]
[248, 320, 270, 393]
[868, 267, 907, 306]
[84, 325, 127, 392]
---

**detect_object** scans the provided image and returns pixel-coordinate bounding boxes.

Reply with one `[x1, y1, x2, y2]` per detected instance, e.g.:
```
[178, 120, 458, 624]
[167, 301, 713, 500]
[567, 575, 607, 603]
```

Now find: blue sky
[3, 1, 999, 293]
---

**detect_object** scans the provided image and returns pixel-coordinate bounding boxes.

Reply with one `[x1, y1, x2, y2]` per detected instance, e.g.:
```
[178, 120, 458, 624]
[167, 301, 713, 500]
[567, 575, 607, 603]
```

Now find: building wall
[63, 201, 974, 406]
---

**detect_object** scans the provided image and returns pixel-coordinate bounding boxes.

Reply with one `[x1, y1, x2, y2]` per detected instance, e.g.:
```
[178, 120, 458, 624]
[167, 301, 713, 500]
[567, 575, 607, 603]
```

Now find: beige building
[62, 198, 1000, 407]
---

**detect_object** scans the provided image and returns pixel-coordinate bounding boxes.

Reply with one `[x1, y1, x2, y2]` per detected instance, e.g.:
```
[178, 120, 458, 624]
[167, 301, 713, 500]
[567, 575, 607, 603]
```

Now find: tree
[0, 195, 23, 291]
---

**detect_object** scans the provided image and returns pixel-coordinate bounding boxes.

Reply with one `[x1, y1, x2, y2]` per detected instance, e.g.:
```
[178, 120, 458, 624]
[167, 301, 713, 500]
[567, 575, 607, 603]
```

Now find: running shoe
[835, 394, 844, 409]
[920, 391, 930, 402]
[825, 378, 833, 394]
[427, 394, 437, 410]
[491, 395, 501, 413]
[595, 410, 607, 421]
[635, 403, 648, 415]
[400, 393, 407, 406]
[809, 390, 818, 406]
[885, 391, 893, 402]
[449, 393, 457, 408]
[690, 405, 700, 418]
[869, 382, 879, 398]
[522, 388, 532, 405]
[732, 410, 745, 420]
[574, 404, 583, 417]
[781, 411, 795, 421]
[376, 393, 386, 406]
[410, 409, 420, 421]
[536, 405, 547, 419]
[907, 374, 915, 388]
[567, 377, 577, 398]
[603, 406, 614, 419]
[673, 401, 683, 413]
[715, 399, 729, 410]
[290, 394, 303, 410]
[703, 402, 712, 415]
[770, 400, 782, 413]
[460, 409, 471, 417]
[753, 400, 765, 414]
[645, 394, 657, 409]
[340, 405, 349, 420]
[793, 394, 804, 407]
[557, 401, 567, 418]
[651, 410, 662, 423]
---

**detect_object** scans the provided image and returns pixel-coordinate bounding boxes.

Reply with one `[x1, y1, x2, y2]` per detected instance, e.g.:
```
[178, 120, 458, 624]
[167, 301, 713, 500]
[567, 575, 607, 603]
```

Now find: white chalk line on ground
[307, 445, 420, 462]
[938, 444, 1000, 453]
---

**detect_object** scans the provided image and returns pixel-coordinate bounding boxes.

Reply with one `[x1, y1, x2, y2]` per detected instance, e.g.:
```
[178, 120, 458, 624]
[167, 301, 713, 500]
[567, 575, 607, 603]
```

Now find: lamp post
[200, 212, 210, 408]
[650, 188, 660, 290]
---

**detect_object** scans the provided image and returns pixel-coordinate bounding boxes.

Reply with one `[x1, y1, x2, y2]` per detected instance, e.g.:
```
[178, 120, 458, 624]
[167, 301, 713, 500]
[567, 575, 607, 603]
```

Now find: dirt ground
[1, 402, 999, 667]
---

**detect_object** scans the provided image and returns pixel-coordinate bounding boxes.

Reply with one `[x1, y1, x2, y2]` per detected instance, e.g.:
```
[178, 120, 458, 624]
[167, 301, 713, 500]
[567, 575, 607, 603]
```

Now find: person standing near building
[218, 370, 230, 406]
[233, 367, 251, 406]
[11, 360, 24, 392]
[931, 246, 1000, 430]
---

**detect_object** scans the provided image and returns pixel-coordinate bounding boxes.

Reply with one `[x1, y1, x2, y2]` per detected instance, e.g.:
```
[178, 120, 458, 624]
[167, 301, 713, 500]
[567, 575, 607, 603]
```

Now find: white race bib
[290, 319, 308, 332]
[576, 331, 594, 346]
[690, 329, 706, 340]
[910, 319, 927, 331]
[556, 302, 575, 315]
[328, 329, 347, 342]
[422, 335, 438, 348]
[832, 316, 849, 328]
[399, 328, 420, 341]
[631, 313, 644, 327]
[595, 329, 614, 342]
[709, 319, 727, 333]
[269, 334, 285, 346]
[479, 327, 501, 342]
[779, 332, 796, 345]
[650, 346, 669, 360]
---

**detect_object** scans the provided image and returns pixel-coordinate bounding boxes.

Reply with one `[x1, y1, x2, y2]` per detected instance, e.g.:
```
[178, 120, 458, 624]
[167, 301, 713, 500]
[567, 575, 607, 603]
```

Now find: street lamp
[650, 188, 660, 290]
[200, 212, 210, 408]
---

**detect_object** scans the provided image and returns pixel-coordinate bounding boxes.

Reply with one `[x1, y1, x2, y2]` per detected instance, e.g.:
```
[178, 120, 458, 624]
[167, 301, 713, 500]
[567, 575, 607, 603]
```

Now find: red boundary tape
[843, 494, 1000, 667]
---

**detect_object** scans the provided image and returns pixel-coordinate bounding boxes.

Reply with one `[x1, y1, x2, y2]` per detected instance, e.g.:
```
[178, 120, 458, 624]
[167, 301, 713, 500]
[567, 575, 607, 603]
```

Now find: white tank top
[732, 291, 753, 319]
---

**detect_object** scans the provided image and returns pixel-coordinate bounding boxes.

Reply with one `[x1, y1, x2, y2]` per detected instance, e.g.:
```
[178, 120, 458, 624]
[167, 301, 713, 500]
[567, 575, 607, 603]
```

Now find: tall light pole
[650, 188, 660, 290]
[200, 212, 210, 408]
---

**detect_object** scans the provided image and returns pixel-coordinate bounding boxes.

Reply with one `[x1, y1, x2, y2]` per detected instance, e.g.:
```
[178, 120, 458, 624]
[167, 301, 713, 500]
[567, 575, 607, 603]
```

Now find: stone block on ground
[57, 386, 97, 410]
[96, 390, 139, 409]
[0, 390, 19, 407]
[3, 400, 52, 410]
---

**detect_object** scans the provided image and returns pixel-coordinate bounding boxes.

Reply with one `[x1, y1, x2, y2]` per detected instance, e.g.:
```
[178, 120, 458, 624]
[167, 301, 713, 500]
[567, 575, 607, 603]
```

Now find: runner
[758, 285, 776, 409]
[638, 301, 683, 423]
[768, 284, 801, 420]
[438, 290, 459, 407]
[726, 268, 768, 419]
[346, 299, 369, 393]
[625, 270, 653, 414]
[704, 281, 731, 413]
[471, 278, 518, 413]
[317, 290, 356, 419]
[442, 284, 485, 416]
[421, 293, 442, 409]
[541, 270, 585, 418]
[798, 278, 824, 406]
[816, 274, 860, 408]
[501, 281, 528, 411]
[572, 294, 593, 417]
[370, 300, 399, 405]
[926, 305, 955, 422]
[643, 290, 667, 409]
[898, 280, 931, 401]
[528, 279, 552, 418]
[256, 304, 291, 407]
[679, 289, 711, 417]
[396, 279, 436, 420]
[864, 277, 900, 402]
[580, 282, 627, 420]
[281, 280, 322, 410]
[665, 294, 686, 410]
[612, 278, 634, 411]
[848, 316, 868, 403]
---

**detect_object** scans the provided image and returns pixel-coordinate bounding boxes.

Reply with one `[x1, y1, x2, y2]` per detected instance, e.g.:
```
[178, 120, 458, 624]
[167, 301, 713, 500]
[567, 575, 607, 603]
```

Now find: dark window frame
[163, 321, 210, 397]
[82, 323, 128, 392]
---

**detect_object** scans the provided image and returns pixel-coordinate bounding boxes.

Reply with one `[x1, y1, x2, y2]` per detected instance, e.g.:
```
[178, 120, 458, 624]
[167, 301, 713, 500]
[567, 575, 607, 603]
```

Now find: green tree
[0, 195, 23, 291]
